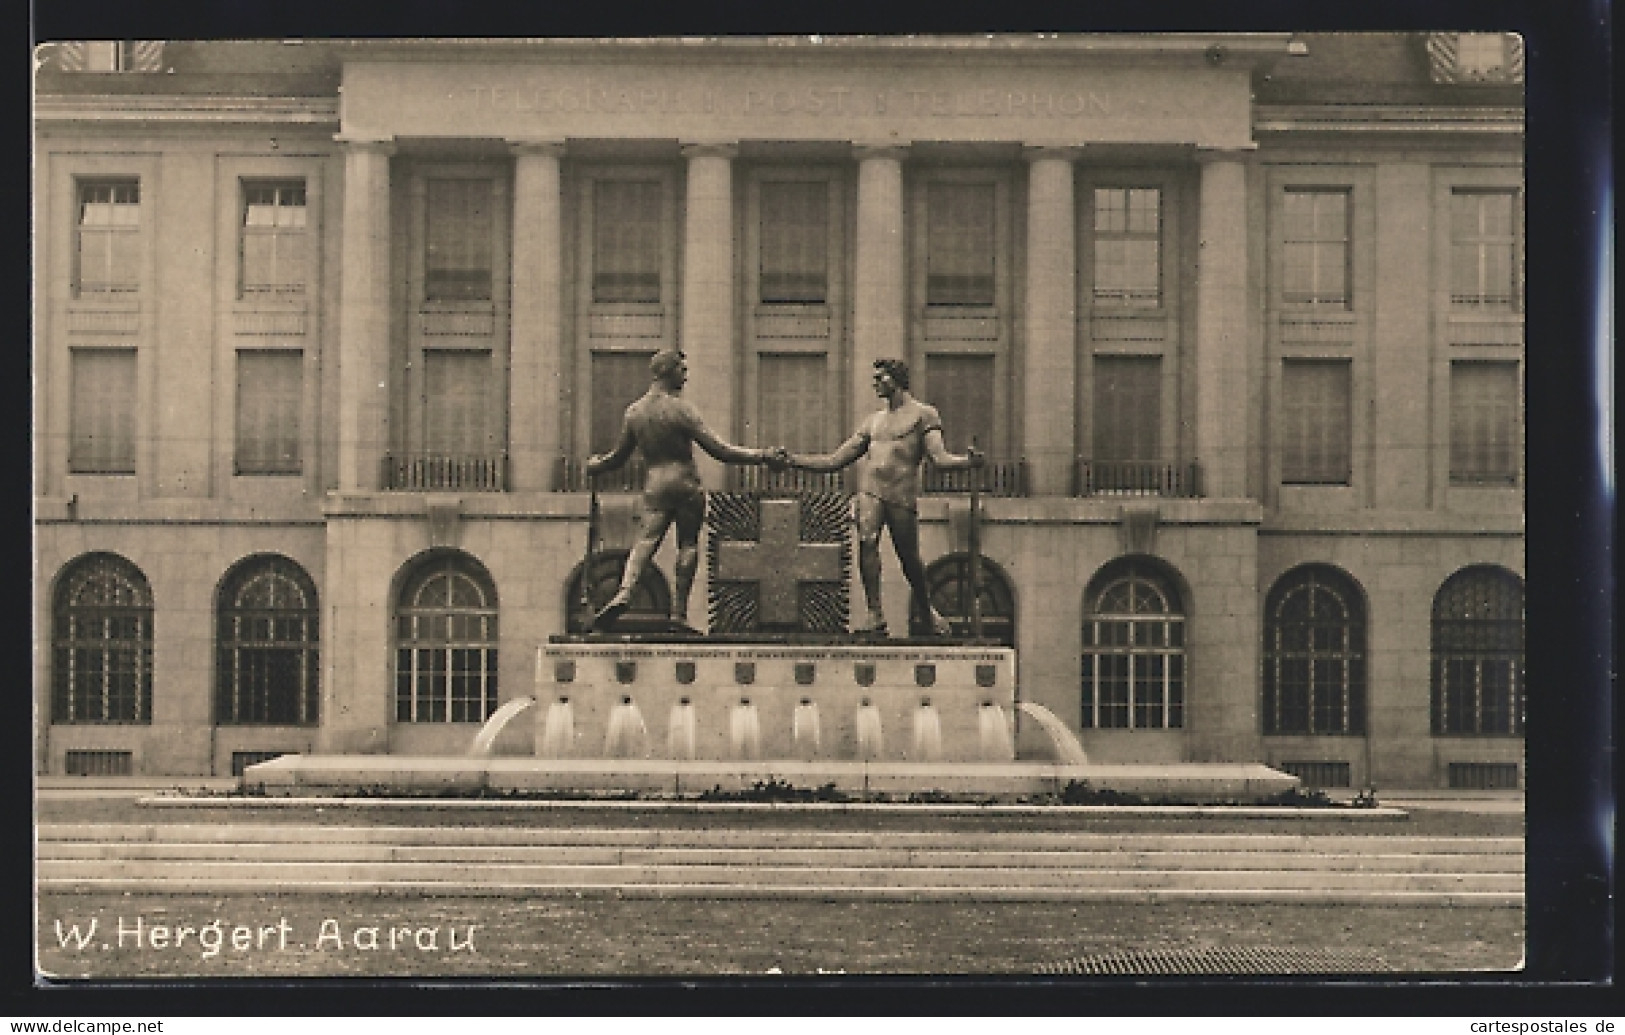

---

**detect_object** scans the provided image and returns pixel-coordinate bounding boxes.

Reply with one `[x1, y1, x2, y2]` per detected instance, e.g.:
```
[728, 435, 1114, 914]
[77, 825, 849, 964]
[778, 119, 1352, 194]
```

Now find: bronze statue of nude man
[586, 349, 786, 632]
[788, 358, 983, 637]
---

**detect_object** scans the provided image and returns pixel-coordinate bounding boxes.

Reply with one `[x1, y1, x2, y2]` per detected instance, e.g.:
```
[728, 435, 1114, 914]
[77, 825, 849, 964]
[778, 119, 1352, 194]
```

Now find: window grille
[241, 181, 307, 297]
[216, 556, 320, 725]
[759, 181, 828, 303]
[1449, 362, 1521, 486]
[1280, 359, 1352, 485]
[1447, 762, 1520, 789]
[926, 182, 996, 306]
[64, 750, 133, 776]
[423, 350, 493, 456]
[70, 348, 137, 474]
[395, 554, 499, 723]
[52, 554, 154, 724]
[425, 179, 494, 301]
[1092, 187, 1161, 307]
[1081, 562, 1186, 729]
[592, 180, 663, 303]
[1431, 567, 1524, 736]
[1093, 355, 1162, 464]
[235, 350, 303, 475]
[1263, 566, 1367, 735]
[1279, 760, 1352, 788]
[925, 555, 1016, 646]
[757, 353, 829, 454]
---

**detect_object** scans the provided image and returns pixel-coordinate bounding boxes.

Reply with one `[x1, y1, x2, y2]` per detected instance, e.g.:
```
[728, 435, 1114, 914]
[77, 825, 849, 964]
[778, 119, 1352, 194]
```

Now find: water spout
[1016, 700, 1089, 764]
[977, 701, 1015, 762]
[855, 699, 884, 761]
[791, 698, 821, 759]
[911, 700, 943, 762]
[539, 697, 576, 759]
[667, 697, 697, 760]
[729, 698, 762, 760]
[470, 695, 537, 757]
[604, 695, 649, 759]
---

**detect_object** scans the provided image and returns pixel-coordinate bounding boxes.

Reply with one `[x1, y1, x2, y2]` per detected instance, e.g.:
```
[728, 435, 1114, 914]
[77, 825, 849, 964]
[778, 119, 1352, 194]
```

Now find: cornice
[1253, 103, 1524, 136]
[33, 94, 341, 128]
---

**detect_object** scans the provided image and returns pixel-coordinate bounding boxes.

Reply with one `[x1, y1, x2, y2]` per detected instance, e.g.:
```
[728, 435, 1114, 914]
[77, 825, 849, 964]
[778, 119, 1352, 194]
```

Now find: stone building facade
[33, 34, 1525, 787]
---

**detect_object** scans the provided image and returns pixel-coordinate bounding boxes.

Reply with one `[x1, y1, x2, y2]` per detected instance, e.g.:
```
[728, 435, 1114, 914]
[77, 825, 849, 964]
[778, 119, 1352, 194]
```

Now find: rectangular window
[1093, 355, 1162, 463]
[758, 181, 828, 304]
[423, 350, 492, 456]
[757, 353, 828, 452]
[70, 348, 137, 474]
[590, 350, 655, 454]
[1450, 189, 1520, 309]
[1093, 187, 1161, 307]
[592, 180, 663, 303]
[925, 354, 996, 455]
[425, 179, 493, 301]
[1280, 359, 1352, 485]
[926, 182, 996, 306]
[1450, 361, 1521, 485]
[235, 350, 303, 474]
[76, 180, 141, 296]
[241, 181, 307, 297]
[1281, 189, 1350, 307]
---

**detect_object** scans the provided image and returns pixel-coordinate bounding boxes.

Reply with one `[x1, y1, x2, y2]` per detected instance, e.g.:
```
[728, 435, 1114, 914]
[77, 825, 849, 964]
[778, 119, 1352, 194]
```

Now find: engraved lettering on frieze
[466, 83, 1112, 119]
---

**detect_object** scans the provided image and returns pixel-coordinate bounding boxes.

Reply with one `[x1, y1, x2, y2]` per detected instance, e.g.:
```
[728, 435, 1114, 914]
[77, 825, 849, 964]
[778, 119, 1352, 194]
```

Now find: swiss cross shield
[706, 492, 852, 634]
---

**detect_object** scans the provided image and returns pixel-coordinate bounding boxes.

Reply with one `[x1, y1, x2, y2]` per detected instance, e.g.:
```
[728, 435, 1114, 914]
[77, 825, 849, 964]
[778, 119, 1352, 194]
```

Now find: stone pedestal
[539, 641, 1017, 763]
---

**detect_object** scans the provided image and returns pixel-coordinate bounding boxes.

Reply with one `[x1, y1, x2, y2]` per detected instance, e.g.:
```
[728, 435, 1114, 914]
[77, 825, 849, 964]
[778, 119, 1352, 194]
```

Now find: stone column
[851, 145, 909, 429]
[335, 138, 395, 492]
[1193, 149, 1252, 500]
[679, 142, 737, 489]
[508, 141, 566, 491]
[1021, 147, 1080, 496]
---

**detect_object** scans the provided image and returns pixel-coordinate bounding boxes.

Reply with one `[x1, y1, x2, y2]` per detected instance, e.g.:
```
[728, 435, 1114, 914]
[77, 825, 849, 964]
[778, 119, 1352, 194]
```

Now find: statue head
[872, 357, 910, 393]
[650, 349, 687, 389]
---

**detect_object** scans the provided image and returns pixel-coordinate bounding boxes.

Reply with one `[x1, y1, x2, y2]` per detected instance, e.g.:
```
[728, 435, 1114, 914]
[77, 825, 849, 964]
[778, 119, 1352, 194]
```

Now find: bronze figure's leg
[592, 506, 676, 631]
[670, 490, 705, 628]
[852, 494, 887, 635]
[887, 502, 953, 636]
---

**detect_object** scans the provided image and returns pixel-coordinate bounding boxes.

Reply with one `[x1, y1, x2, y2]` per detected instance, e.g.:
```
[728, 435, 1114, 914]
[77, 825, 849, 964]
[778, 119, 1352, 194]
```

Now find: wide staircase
[37, 822, 1523, 905]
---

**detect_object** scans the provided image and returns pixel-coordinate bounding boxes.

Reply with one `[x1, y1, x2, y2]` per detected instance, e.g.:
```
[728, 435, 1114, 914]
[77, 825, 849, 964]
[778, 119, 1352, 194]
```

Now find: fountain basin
[539, 642, 1019, 763]
[240, 755, 1301, 802]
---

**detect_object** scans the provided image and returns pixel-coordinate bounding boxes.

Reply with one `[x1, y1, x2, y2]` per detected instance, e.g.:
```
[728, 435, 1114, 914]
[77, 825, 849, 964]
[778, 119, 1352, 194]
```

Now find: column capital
[851, 143, 911, 163]
[1021, 144, 1085, 163]
[332, 135, 397, 156]
[680, 141, 739, 160]
[1193, 143, 1259, 164]
[508, 139, 568, 159]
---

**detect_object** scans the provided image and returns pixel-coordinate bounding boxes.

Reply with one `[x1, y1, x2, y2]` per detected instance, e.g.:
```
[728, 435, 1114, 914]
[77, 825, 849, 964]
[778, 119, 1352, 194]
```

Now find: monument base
[539, 639, 1018, 764]
[240, 756, 1301, 803]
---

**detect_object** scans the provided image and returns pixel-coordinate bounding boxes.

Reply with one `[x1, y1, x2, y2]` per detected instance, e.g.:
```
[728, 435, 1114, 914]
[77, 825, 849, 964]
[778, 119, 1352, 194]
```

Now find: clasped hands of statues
[761, 446, 986, 471]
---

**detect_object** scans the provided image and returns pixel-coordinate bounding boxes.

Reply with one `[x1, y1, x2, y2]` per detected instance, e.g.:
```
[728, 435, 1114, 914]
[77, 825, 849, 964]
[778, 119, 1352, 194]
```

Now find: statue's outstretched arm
[792, 431, 869, 472]
[586, 423, 636, 475]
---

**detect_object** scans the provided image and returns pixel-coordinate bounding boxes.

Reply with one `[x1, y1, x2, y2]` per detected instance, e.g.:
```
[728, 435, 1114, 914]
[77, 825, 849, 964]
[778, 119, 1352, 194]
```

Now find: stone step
[36, 823, 1524, 855]
[37, 859, 1523, 893]
[39, 841, 1523, 873]
[31, 876, 1524, 906]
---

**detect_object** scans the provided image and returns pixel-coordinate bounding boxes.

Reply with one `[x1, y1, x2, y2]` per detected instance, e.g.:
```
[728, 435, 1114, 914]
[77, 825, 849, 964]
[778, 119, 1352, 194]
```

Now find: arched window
[52, 553, 153, 724]
[923, 553, 1016, 645]
[1081, 559, 1186, 729]
[394, 553, 498, 723]
[1432, 566, 1524, 736]
[216, 555, 319, 725]
[563, 550, 671, 634]
[1263, 565, 1366, 735]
